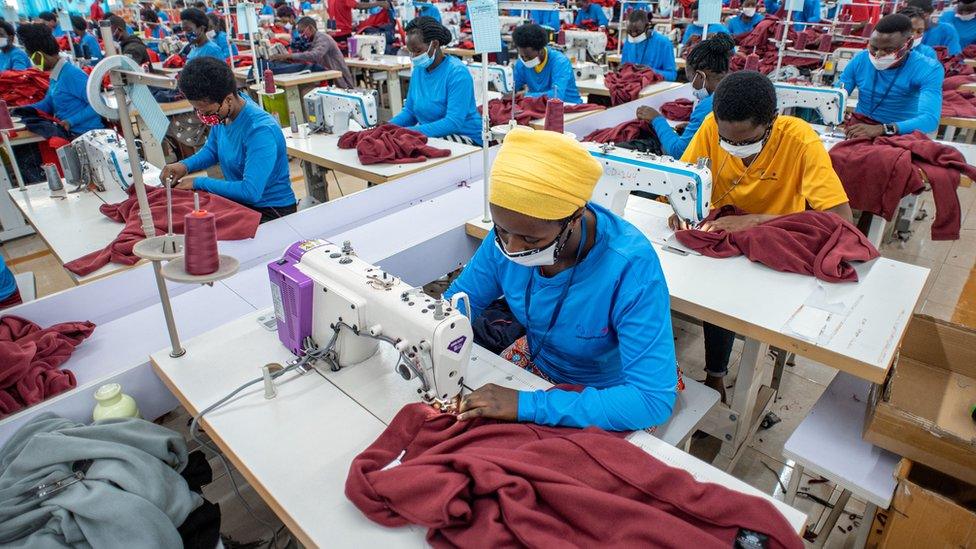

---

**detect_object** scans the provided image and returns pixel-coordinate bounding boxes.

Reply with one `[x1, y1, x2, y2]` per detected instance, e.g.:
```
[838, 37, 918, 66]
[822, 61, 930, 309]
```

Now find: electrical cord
[331, 321, 430, 393]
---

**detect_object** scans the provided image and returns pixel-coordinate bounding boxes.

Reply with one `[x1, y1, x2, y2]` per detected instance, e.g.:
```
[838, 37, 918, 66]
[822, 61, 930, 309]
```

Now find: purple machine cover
[267, 240, 326, 356]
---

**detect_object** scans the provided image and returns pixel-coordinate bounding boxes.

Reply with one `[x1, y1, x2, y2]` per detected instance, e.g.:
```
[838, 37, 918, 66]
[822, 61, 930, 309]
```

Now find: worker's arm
[595, 6, 609, 26]
[10, 50, 31, 70]
[289, 33, 328, 63]
[835, 51, 859, 95]
[944, 25, 963, 56]
[409, 67, 478, 138]
[388, 83, 418, 127]
[892, 61, 943, 134]
[650, 97, 710, 158]
[29, 88, 54, 116]
[680, 25, 694, 45]
[62, 71, 97, 128]
[518, 265, 677, 431]
[192, 124, 279, 204]
[443, 232, 504, 321]
[654, 36, 678, 81]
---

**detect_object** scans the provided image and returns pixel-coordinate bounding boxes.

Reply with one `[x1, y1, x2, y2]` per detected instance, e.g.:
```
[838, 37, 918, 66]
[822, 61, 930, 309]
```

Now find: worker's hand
[674, 122, 689, 134]
[844, 123, 884, 140]
[174, 177, 196, 191]
[269, 53, 290, 61]
[636, 106, 661, 122]
[667, 213, 690, 231]
[161, 162, 188, 186]
[700, 213, 772, 233]
[457, 383, 519, 422]
[58, 119, 71, 131]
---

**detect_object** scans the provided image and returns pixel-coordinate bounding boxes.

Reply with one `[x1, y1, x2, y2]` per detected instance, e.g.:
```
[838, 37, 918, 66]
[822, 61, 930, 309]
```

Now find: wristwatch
[883, 123, 897, 136]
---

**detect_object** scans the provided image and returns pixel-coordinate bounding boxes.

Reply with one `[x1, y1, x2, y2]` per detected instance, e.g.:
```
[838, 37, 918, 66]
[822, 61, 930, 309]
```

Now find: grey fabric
[290, 31, 356, 88]
[0, 413, 202, 548]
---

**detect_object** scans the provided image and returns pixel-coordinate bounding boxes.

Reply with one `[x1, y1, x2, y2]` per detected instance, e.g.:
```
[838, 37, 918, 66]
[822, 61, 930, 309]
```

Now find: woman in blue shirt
[70, 15, 103, 63]
[637, 33, 732, 158]
[681, 1, 731, 45]
[901, 7, 939, 59]
[180, 8, 225, 60]
[208, 13, 239, 60]
[908, 0, 962, 54]
[621, 9, 677, 80]
[574, 0, 608, 27]
[390, 18, 481, 144]
[161, 57, 297, 222]
[449, 129, 677, 431]
[0, 20, 31, 71]
[726, 0, 760, 35]
[941, 0, 976, 47]
[512, 23, 582, 103]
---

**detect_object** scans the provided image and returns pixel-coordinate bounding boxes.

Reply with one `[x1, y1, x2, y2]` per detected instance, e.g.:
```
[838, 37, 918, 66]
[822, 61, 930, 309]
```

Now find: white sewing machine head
[303, 87, 379, 132]
[773, 82, 848, 127]
[351, 33, 385, 58]
[268, 239, 473, 411]
[158, 35, 188, 56]
[71, 129, 162, 192]
[467, 62, 514, 94]
[564, 29, 607, 62]
[573, 61, 603, 81]
[584, 142, 713, 226]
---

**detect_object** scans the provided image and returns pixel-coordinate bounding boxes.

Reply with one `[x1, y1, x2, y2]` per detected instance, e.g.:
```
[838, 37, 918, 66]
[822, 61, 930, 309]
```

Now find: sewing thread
[0, 100, 13, 131]
[264, 69, 276, 94]
[183, 193, 219, 275]
[544, 97, 564, 133]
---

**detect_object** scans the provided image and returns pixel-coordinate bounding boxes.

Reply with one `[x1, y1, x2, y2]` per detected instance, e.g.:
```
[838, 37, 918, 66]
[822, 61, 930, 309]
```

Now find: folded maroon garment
[64, 186, 261, 276]
[965, 44, 976, 59]
[674, 206, 879, 282]
[582, 119, 648, 143]
[829, 131, 976, 240]
[942, 90, 976, 117]
[338, 124, 452, 165]
[0, 315, 95, 417]
[604, 63, 663, 106]
[482, 96, 604, 127]
[346, 403, 803, 549]
[943, 74, 976, 91]
[661, 98, 694, 121]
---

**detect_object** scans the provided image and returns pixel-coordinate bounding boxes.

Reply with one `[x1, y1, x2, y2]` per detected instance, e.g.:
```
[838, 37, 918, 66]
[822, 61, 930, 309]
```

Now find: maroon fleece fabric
[64, 186, 261, 276]
[482, 96, 603, 126]
[661, 98, 694, 121]
[338, 124, 452, 165]
[0, 315, 95, 417]
[942, 90, 976, 117]
[604, 63, 664, 106]
[829, 127, 976, 240]
[674, 206, 879, 282]
[943, 74, 976, 91]
[582, 119, 648, 143]
[346, 403, 803, 549]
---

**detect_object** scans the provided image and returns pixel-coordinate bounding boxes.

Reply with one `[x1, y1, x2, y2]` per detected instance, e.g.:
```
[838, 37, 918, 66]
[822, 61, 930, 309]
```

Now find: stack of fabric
[582, 119, 664, 154]
[0, 316, 95, 417]
[604, 64, 664, 106]
[0, 70, 50, 107]
[345, 403, 804, 548]
[661, 98, 694, 121]
[730, 16, 826, 74]
[941, 89, 976, 117]
[482, 96, 603, 126]
[674, 206, 880, 282]
[338, 124, 453, 165]
[934, 46, 974, 78]
[64, 186, 262, 276]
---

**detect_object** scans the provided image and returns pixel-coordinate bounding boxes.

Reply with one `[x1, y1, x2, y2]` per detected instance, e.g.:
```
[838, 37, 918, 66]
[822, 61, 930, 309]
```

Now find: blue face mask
[185, 31, 198, 42]
[412, 43, 434, 69]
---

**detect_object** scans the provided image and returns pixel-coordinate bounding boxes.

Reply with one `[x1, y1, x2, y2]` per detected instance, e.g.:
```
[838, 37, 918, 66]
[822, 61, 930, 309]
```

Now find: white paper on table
[784, 305, 833, 343]
[467, 0, 502, 54]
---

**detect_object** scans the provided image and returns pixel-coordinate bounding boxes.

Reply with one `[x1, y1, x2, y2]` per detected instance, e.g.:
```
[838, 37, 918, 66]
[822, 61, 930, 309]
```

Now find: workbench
[576, 77, 684, 99]
[444, 47, 481, 59]
[344, 55, 412, 117]
[234, 67, 343, 119]
[464, 196, 929, 467]
[151, 309, 807, 547]
[0, 129, 44, 242]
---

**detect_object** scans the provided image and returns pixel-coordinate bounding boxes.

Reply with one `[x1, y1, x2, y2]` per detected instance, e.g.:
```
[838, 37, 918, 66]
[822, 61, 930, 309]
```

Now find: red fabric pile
[162, 54, 186, 69]
[943, 74, 976, 91]
[604, 63, 663, 106]
[730, 16, 826, 74]
[829, 130, 976, 240]
[64, 186, 261, 276]
[482, 96, 603, 126]
[338, 124, 452, 165]
[0, 69, 50, 107]
[346, 403, 804, 549]
[674, 206, 879, 282]
[964, 44, 976, 59]
[0, 315, 96, 417]
[661, 98, 694, 121]
[941, 90, 976, 117]
[934, 46, 975, 78]
[583, 119, 648, 143]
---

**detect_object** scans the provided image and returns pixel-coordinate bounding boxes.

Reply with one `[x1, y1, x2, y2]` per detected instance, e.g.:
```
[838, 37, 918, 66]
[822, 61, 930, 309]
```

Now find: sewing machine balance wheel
[86, 55, 146, 121]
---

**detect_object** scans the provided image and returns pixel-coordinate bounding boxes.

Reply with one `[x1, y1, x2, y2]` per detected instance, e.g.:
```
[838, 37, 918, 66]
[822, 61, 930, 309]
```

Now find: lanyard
[865, 60, 906, 118]
[523, 209, 589, 364]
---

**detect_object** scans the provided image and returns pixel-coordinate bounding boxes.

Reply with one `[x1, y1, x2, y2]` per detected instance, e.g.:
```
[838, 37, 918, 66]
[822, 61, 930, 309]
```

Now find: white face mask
[627, 32, 648, 43]
[206, 29, 216, 39]
[719, 127, 768, 158]
[691, 71, 709, 100]
[494, 222, 573, 267]
[742, 7, 756, 16]
[284, 22, 292, 30]
[0, 38, 7, 48]
[958, 11, 976, 21]
[520, 55, 541, 69]
[869, 51, 900, 70]
[913, 36, 923, 47]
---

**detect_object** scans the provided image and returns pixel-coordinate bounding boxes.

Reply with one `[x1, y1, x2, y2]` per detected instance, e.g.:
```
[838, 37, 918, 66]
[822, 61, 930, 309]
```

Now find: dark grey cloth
[0, 413, 202, 548]
[289, 31, 356, 88]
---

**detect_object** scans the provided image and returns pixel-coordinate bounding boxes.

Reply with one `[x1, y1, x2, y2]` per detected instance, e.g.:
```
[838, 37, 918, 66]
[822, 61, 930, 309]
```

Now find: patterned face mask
[195, 98, 228, 126]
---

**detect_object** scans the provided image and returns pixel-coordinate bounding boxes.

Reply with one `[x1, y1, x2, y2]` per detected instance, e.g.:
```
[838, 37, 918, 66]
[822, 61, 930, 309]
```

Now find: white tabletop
[283, 129, 480, 184]
[152, 309, 807, 548]
[576, 76, 684, 99]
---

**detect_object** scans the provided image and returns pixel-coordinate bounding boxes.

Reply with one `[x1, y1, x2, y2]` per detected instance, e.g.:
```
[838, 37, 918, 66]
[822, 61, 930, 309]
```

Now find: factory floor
[1, 160, 975, 547]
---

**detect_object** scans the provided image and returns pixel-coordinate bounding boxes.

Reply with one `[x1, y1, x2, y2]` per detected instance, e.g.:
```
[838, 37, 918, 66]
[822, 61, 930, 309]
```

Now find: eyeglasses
[717, 124, 772, 147]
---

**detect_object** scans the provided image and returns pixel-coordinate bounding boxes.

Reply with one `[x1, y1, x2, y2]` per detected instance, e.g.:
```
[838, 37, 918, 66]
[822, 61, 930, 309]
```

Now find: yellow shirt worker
[677, 71, 852, 401]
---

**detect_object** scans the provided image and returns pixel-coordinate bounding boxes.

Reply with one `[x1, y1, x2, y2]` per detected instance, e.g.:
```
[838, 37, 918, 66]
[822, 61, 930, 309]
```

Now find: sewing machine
[441, 10, 461, 26]
[350, 33, 386, 59]
[573, 62, 604, 81]
[157, 35, 188, 57]
[774, 82, 848, 127]
[584, 142, 713, 226]
[254, 37, 289, 60]
[824, 47, 862, 78]
[303, 87, 379, 133]
[70, 129, 162, 193]
[467, 62, 514, 94]
[563, 29, 607, 63]
[499, 15, 522, 35]
[268, 239, 473, 410]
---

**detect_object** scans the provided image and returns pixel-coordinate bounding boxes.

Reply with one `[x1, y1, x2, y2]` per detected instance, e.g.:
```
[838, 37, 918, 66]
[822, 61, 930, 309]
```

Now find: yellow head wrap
[489, 129, 603, 220]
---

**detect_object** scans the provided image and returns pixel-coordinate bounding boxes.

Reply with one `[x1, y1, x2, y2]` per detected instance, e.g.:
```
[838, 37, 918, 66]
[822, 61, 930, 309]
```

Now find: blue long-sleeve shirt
[789, 0, 820, 30]
[415, 2, 442, 22]
[765, 0, 781, 14]
[213, 31, 238, 60]
[838, 50, 943, 134]
[78, 33, 103, 61]
[941, 10, 976, 47]
[186, 39, 225, 61]
[513, 46, 582, 103]
[182, 97, 296, 208]
[914, 42, 937, 60]
[29, 58, 103, 134]
[574, 3, 608, 26]
[726, 13, 760, 35]
[389, 55, 482, 144]
[621, 30, 677, 80]
[157, 9, 170, 21]
[923, 21, 962, 55]
[445, 203, 677, 431]
[0, 47, 31, 71]
[652, 93, 712, 158]
[0, 256, 15, 302]
[529, 0, 561, 29]
[680, 23, 731, 45]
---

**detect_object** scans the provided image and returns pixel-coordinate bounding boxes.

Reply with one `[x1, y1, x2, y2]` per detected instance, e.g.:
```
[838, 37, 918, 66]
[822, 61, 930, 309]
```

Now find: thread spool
[557, 30, 565, 45]
[861, 23, 874, 38]
[289, 111, 299, 133]
[794, 31, 809, 50]
[43, 163, 63, 192]
[544, 97, 564, 133]
[263, 69, 276, 94]
[744, 52, 760, 71]
[348, 35, 358, 57]
[838, 22, 853, 35]
[0, 100, 13, 131]
[818, 34, 832, 52]
[183, 193, 219, 276]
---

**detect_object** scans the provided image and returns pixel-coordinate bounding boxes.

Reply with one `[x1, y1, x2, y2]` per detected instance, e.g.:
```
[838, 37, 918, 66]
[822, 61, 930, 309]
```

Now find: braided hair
[405, 16, 452, 46]
[685, 32, 735, 74]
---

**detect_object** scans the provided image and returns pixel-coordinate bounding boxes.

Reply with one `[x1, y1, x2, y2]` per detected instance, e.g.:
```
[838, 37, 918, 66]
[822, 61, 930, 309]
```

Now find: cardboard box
[871, 460, 976, 548]
[864, 314, 976, 486]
